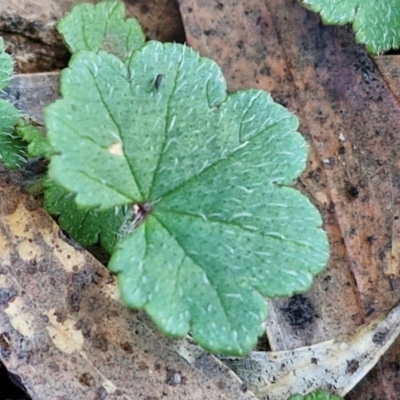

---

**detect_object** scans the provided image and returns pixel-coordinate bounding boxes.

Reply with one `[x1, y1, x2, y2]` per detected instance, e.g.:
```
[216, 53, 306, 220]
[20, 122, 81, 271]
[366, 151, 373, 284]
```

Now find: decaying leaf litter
[2, 0, 400, 398]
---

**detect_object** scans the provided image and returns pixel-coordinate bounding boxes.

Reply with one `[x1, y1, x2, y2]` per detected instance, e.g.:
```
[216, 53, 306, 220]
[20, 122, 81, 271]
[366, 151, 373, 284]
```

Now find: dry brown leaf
[222, 300, 400, 399]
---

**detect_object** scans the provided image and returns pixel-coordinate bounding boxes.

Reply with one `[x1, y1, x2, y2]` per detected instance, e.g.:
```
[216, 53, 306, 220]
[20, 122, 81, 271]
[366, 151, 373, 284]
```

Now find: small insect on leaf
[154, 74, 164, 91]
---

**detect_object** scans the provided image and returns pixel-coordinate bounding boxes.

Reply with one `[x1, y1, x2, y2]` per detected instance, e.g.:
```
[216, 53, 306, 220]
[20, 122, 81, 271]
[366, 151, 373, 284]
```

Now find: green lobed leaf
[0, 38, 25, 169]
[300, 0, 400, 54]
[288, 389, 342, 400]
[57, 0, 145, 62]
[45, 41, 329, 355]
[15, 120, 53, 159]
[44, 180, 128, 254]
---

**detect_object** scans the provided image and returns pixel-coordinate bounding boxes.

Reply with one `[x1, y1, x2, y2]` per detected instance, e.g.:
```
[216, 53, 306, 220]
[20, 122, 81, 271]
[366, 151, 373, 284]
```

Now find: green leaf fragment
[301, 0, 400, 54]
[0, 38, 13, 90]
[57, 0, 145, 61]
[15, 120, 53, 159]
[0, 37, 25, 169]
[46, 41, 329, 355]
[44, 180, 128, 254]
[288, 389, 342, 400]
[0, 100, 25, 169]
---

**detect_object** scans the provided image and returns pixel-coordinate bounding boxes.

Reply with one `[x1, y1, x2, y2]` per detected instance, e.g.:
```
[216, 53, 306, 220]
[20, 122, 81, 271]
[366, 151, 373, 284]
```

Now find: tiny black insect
[154, 74, 164, 90]
[347, 184, 359, 199]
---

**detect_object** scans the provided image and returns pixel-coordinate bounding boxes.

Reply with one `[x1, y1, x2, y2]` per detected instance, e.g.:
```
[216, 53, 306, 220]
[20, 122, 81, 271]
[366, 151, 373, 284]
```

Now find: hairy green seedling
[44, 0, 329, 355]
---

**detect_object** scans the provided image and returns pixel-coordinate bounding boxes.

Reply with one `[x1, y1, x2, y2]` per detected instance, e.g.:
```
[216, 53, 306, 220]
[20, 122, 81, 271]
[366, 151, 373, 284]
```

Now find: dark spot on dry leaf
[72, 268, 95, 290]
[41, 343, 50, 354]
[203, 29, 215, 36]
[216, 380, 226, 389]
[281, 294, 317, 330]
[311, 357, 318, 364]
[15, 336, 35, 362]
[74, 319, 91, 338]
[53, 308, 67, 323]
[120, 341, 133, 354]
[0, 288, 17, 306]
[94, 386, 108, 400]
[154, 363, 161, 371]
[365, 307, 375, 318]
[367, 235, 377, 244]
[346, 183, 359, 199]
[88, 296, 101, 311]
[327, 201, 335, 213]
[346, 359, 360, 375]
[68, 291, 81, 312]
[79, 372, 95, 387]
[74, 320, 82, 330]
[92, 334, 108, 352]
[372, 329, 389, 345]
[105, 272, 115, 284]
[166, 369, 182, 386]
[26, 259, 37, 274]
[240, 383, 248, 392]
[260, 66, 270, 76]
[47, 361, 59, 373]
[38, 260, 49, 273]
[138, 361, 148, 370]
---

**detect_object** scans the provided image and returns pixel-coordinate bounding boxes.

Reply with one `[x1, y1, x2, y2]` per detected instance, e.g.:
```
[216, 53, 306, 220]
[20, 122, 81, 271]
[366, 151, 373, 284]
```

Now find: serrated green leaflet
[44, 180, 127, 254]
[15, 120, 53, 159]
[0, 100, 25, 169]
[300, 0, 400, 54]
[288, 389, 342, 400]
[46, 41, 328, 355]
[57, 1, 145, 62]
[0, 37, 25, 169]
